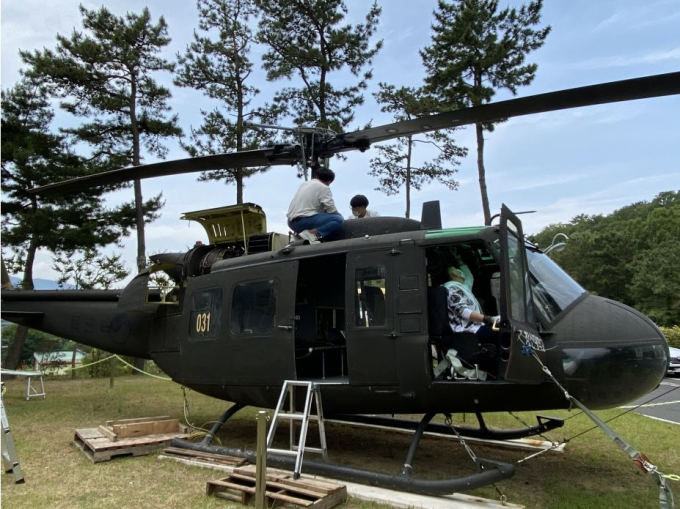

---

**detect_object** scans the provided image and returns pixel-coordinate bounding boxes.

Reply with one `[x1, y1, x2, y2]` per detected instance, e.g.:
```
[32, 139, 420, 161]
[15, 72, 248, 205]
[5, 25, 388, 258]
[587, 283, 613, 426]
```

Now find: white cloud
[594, 11, 630, 32]
[504, 173, 589, 193]
[566, 48, 680, 70]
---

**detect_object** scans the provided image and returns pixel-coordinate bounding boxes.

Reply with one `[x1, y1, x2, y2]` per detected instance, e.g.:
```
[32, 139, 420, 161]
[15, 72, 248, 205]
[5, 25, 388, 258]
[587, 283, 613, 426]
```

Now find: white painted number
[195, 312, 211, 333]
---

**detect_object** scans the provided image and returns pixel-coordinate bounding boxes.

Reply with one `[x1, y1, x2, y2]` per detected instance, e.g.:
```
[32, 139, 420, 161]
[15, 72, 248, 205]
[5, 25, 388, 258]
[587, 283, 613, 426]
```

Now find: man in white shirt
[347, 194, 380, 219]
[286, 167, 344, 244]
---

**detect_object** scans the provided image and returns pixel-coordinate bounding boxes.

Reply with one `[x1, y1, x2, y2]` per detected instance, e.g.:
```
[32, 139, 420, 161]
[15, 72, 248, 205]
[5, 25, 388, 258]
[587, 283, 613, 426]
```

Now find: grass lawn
[1, 375, 677, 508]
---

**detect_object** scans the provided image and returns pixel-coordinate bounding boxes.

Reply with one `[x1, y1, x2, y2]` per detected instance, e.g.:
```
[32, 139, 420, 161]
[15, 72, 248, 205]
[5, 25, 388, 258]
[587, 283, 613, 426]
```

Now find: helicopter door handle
[384, 330, 398, 339]
[278, 325, 293, 331]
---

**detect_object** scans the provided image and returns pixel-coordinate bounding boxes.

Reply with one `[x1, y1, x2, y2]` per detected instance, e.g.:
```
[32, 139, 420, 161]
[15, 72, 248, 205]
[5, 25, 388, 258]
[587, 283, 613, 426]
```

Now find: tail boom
[1, 290, 152, 359]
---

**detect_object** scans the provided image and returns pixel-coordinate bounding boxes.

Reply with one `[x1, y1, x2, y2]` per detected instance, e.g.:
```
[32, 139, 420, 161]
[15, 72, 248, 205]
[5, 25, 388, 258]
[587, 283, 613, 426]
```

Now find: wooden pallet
[162, 446, 248, 468]
[74, 418, 190, 463]
[207, 466, 347, 508]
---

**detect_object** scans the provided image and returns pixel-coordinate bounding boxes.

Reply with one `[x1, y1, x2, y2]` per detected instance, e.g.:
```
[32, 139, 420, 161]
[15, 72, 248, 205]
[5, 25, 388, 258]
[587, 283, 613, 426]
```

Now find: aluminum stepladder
[1, 388, 25, 483]
[266, 381, 328, 479]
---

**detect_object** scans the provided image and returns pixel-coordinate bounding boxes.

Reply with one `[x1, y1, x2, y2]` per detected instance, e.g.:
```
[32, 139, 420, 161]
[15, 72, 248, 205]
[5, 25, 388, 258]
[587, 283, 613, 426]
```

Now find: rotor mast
[244, 121, 336, 178]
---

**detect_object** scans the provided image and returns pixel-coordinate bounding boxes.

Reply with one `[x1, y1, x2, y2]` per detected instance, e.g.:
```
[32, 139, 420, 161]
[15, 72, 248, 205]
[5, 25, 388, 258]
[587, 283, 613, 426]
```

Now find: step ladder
[1, 388, 24, 483]
[266, 381, 328, 479]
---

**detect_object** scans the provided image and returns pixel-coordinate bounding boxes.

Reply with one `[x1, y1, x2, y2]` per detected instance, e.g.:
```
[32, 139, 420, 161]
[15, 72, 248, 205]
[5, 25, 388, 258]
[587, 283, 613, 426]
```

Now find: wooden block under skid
[73, 420, 189, 463]
[97, 416, 180, 441]
[207, 466, 347, 509]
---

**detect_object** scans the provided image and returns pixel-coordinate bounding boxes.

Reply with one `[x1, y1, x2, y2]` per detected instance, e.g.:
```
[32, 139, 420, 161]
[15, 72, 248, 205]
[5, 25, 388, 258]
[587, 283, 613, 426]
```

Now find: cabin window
[189, 287, 223, 340]
[355, 266, 387, 327]
[230, 279, 277, 335]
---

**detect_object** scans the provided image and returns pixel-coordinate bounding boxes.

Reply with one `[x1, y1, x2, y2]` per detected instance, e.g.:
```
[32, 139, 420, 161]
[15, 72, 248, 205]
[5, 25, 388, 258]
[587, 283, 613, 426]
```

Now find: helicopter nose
[554, 295, 668, 409]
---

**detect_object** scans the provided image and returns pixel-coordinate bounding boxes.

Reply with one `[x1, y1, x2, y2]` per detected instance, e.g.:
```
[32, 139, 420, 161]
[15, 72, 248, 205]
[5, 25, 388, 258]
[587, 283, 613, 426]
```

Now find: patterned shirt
[444, 281, 482, 334]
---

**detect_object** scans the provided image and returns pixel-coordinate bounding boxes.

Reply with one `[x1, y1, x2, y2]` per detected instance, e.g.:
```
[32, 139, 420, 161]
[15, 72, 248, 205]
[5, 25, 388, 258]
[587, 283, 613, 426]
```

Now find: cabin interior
[295, 254, 348, 380]
[291, 240, 504, 383]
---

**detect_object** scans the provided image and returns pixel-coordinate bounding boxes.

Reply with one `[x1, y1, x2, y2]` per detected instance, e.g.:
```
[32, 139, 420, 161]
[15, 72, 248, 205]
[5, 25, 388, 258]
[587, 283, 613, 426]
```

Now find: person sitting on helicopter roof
[286, 167, 344, 244]
[347, 194, 380, 219]
[433, 264, 500, 380]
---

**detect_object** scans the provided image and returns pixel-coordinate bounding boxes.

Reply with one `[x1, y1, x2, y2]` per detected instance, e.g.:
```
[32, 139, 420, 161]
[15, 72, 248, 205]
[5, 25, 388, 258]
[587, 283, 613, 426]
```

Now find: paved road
[625, 377, 680, 425]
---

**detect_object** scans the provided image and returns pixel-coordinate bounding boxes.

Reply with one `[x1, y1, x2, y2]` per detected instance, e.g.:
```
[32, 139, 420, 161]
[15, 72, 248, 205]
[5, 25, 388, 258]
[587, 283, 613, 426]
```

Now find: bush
[659, 325, 680, 348]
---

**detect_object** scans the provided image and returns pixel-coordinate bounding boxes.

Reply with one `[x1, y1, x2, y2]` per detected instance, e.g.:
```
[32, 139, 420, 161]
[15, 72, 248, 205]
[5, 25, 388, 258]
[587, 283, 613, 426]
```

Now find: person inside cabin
[347, 194, 380, 219]
[286, 167, 344, 244]
[444, 265, 498, 340]
[434, 261, 499, 380]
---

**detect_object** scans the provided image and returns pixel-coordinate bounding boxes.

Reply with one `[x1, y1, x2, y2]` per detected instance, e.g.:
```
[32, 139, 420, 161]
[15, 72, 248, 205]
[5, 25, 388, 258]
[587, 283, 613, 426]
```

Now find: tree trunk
[475, 123, 491, 225]
[71, 347, 76, 379]
[405, 135, 413, 219]
[4, 326, 28, 370]
[134, 178, 146, 272]
[236, 169, 243, 205]
[1, 255, 10, 288]
[5, 237, 38, 370]
[130, 79, 147, 374]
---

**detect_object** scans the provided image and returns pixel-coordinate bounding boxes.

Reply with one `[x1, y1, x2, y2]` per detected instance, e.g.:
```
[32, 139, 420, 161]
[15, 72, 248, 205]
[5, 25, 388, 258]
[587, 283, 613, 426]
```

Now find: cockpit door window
[499, 204, 546, 384]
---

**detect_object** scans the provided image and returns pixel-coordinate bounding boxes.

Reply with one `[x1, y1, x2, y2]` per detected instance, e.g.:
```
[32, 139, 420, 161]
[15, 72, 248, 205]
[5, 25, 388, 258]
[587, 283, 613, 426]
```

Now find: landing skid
[171, 408, 517, 495]
[328, 412, 564, 441]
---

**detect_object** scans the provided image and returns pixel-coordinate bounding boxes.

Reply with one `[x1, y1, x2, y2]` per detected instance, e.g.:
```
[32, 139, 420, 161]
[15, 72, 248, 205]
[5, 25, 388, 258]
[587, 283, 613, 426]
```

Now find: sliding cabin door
[345, 251, 397, 385]
[181, 261, 298, 385]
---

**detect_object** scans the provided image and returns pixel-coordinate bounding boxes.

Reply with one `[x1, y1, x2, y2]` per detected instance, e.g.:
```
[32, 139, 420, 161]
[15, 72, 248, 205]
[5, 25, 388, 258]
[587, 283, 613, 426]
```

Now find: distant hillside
[8, 276, 74, 290]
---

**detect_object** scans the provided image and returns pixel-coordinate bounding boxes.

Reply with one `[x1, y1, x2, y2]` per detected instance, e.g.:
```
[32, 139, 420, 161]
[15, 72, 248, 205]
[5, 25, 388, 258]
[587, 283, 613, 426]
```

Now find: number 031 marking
[195, 312, 211, 333]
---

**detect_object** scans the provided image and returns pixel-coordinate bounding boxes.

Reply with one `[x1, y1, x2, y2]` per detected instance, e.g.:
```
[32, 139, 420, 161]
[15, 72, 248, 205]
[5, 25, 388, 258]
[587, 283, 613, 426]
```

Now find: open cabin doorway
[426, 240, 503, 381]
[294, 253, 348, 381]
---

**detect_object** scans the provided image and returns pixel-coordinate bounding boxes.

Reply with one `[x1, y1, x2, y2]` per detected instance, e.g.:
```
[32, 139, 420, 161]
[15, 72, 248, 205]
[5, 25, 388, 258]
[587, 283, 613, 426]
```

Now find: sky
[2, 0, 679, 286]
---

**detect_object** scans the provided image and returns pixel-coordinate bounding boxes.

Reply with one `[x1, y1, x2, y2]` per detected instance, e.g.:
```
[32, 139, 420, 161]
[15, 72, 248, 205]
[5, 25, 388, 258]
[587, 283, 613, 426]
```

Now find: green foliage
[21, 5, 181, 272]
[175, 0, 271, 203]
[21, 6, 181, 164]
[255, 0, 383, 133]
[1, 324, 67, 366]
[660, 326, 680, 348]
[1, 80, 139, 370]
[1, 82, 133, 270]
[530, 191, 680, 326]
[369, 83, 467, 218]
[421, 0, 550, 224]
[52, 248, 129, 290]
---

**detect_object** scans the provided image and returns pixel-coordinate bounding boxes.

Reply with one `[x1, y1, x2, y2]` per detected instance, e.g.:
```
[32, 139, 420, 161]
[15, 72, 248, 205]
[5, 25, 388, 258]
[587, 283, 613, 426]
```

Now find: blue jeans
[288, 213, 344, 238]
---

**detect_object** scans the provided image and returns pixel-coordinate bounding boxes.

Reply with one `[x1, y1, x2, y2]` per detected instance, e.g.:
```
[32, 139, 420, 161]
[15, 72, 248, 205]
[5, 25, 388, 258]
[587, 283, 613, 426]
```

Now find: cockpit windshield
[526, 248, 585, 322]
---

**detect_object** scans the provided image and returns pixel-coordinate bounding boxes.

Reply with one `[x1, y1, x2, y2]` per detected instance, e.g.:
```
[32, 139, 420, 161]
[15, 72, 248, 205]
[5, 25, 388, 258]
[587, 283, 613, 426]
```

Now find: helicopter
[2, 72, 678, 495]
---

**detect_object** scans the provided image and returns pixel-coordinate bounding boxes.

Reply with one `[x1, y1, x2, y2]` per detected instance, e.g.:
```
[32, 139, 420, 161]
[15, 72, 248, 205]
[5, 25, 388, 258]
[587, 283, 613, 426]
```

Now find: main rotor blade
[29, 148, 296, 195]
[341, 72, 680, 145]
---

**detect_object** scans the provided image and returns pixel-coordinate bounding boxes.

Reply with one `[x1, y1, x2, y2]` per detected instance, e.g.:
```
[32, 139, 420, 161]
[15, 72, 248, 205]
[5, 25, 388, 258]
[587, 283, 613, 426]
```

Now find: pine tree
[21, 5, 182, 273]
[1, 81, 137, 370]
[421, 0, 551, 224]
[52, 248, 130, 290]
[255, 0, 382, 135]
[369, 84, 466, 218]
[175, 0, 271, 204]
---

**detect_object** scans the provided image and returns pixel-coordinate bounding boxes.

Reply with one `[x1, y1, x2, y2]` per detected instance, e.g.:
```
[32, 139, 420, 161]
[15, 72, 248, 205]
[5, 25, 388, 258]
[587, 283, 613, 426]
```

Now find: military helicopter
[2, 72, 678, 494]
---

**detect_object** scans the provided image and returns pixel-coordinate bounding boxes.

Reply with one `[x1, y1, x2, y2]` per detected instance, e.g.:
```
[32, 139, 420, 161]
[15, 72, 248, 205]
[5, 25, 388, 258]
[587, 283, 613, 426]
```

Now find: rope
[181, 386, 215, 439]
[62, 354, 116, 370]
[112, 355, 171, 381]
[61, 353, 171, 380]
[565, 385, 680, 443]
[515, 336, 675, 508]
